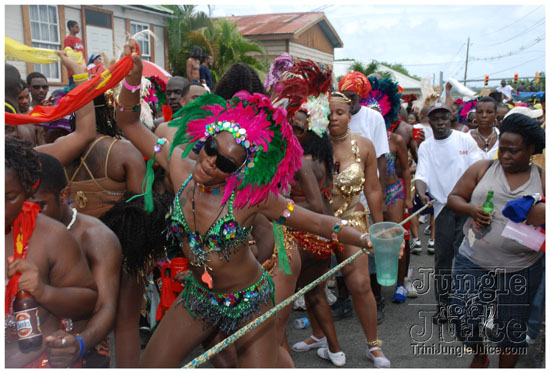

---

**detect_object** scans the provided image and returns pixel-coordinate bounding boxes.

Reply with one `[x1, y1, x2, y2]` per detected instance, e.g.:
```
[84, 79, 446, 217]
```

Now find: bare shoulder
[32, 214, 80, 261]
[74, 213, 122, 262]
[355, 135, 375, 160]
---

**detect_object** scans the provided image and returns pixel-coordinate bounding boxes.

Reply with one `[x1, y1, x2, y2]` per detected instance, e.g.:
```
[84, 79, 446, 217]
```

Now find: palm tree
[208, 18, 268, 82]
[346, 60, 393, 80]
[164, 5, 213, 77]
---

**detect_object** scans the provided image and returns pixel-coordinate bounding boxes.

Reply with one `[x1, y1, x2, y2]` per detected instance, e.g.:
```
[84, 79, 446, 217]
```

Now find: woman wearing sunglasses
[115, 46, 379, 368]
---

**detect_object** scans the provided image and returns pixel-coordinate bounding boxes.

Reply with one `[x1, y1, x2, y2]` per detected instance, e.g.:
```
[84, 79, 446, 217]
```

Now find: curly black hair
[301, 132, 334, 184]
[5, 136, 41, 198]
[499, 113, 545, 154]
[214, 62, 265, 100]
[36, 152, 67, 195]
[69, 94, 117, 137]
[99, 192, 173, 275]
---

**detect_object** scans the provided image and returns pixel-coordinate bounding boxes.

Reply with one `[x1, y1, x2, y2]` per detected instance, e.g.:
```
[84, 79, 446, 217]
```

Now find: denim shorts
[449, 253, 543, 349]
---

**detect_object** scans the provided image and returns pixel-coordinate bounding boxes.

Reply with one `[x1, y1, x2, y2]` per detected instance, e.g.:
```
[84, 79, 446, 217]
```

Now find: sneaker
[326, 286, 337, 306]
[375, 296, 385, 324]
[423, 225, 431, 235]
[293, 295, 306, 311]
[410, 238, 422, 255]
[392, 285, 407, 303]
[331, 297, 353, 320]
[366, 346, 391, 368]
[419, 214, 429, 224]
[291, 335, 327, 352]
[317, 347, 346, 367]
[427, 239, 435, 255]
[404, 278, 418, 298]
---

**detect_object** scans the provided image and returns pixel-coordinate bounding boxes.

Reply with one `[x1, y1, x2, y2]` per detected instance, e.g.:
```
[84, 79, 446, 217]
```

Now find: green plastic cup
[369, 222, 404, 286]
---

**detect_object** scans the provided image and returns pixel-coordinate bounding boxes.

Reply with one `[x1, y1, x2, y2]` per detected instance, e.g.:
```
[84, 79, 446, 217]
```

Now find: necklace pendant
[201, 268, 213, 289]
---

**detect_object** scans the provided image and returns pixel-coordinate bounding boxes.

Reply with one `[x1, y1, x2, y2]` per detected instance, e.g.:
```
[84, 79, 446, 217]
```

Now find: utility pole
[463, 36, 470, 85]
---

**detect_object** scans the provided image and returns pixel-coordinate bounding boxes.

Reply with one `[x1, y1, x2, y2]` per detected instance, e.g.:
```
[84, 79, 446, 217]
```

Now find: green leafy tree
[207, 18, 268, 83]
[341, 60, 392, 81]
[164, 5, 213, 77]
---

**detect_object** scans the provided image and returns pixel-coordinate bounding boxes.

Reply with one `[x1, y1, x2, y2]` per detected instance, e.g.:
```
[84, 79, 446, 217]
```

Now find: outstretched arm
[35, 51, 96, 166]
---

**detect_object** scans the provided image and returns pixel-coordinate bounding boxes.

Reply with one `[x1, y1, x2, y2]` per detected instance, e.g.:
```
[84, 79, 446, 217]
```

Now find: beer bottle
[13, 290, 42, 352]
[482, 190, 494, 214]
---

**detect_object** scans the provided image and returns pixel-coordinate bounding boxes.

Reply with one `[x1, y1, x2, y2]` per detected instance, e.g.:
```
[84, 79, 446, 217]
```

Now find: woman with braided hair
[115, 44, 377, 368]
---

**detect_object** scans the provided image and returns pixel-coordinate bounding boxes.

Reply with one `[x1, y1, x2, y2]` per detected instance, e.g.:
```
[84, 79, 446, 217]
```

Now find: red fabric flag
[162, 104, 173, 122]
[6, 55, 134, 125]
[5, 202, 41, 315]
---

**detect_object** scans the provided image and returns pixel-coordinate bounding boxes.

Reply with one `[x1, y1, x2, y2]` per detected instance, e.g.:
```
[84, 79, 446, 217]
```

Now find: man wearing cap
[414, 103, 482, 324]
[496, 80, 514, 104]
[87, 54, 105, 78]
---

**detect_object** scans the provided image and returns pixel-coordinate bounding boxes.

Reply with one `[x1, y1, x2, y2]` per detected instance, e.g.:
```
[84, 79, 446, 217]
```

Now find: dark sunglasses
[31, 85, 49, 90]
[204, 136, 244, 174]
[292, 125, 306, 135]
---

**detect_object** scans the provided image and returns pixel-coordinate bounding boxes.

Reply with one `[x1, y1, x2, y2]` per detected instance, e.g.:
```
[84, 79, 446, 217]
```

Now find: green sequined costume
[179, 269, 275, 334]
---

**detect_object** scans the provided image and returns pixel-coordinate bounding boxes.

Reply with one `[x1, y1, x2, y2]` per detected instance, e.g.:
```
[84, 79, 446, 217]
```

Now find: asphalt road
[182, 223, 545, 368]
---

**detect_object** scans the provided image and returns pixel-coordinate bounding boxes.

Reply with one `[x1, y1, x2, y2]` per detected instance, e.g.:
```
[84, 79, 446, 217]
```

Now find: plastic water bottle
[294, 317, 310, 329]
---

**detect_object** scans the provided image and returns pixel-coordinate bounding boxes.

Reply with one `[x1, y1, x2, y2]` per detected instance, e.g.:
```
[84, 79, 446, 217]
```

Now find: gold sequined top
[331, 136, 365, 219]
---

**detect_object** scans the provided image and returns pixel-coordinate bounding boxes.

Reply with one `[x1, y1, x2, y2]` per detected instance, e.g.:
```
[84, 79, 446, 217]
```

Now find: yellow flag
[5, 36, 83, 65]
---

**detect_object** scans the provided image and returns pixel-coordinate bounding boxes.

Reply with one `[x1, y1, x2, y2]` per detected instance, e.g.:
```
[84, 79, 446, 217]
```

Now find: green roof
[135, 5, 173, 15]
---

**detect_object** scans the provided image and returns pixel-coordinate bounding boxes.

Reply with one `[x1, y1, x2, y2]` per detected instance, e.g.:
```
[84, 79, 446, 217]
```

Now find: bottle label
[14, 307, 41, 340]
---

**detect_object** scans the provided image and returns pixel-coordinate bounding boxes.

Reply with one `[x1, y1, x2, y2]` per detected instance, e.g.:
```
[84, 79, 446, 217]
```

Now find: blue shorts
[412, 194, 434, 215]
[449, 253, 543, 349]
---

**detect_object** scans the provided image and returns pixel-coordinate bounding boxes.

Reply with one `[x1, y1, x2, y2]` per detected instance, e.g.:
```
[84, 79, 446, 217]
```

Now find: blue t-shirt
[199, 64, 212, 90]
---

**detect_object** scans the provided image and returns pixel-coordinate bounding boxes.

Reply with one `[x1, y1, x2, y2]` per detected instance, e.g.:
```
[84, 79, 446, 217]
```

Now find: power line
[469, 35, 544, 62]
[470, 55, 545, 79]
[477, 5, 543, 37]
[471, 18, 545, 48]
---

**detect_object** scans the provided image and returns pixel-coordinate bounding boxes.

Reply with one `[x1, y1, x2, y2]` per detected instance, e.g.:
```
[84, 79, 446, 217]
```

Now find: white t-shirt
[414, 130, 483, 218]
[349, 106, 389, 158]
[496, 85, 514, 100]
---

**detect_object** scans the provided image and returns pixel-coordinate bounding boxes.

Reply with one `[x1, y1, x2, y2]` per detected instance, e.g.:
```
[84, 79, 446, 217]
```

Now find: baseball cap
[427, 102, 452, 116]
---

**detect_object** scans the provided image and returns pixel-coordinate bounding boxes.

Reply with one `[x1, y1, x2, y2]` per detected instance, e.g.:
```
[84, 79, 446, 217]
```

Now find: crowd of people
[4, 22, 546, 369]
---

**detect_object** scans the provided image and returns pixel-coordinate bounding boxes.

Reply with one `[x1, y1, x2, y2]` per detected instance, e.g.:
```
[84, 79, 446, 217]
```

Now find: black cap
[427, 103, 452, 116]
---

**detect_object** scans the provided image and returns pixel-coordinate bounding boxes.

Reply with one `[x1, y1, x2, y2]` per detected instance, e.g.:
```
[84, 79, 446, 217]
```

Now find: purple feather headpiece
[264, 53, 294, 92]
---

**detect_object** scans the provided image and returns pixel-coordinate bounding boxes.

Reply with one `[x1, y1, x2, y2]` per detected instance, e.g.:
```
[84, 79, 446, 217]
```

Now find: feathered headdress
[274, 59, 332, 137]
[413, 75, 440, 113]
[264, 53, 295, 93]
[458, 99, 477, 124]
[361, 76, 402, 129]
[169, 91, 303, 209]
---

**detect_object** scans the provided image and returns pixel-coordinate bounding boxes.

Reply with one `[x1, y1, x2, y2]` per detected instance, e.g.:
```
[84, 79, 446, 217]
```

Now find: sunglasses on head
[31, 85, 49, 90]
[204, 136, 244, 174]
[292, 124, 306, 135]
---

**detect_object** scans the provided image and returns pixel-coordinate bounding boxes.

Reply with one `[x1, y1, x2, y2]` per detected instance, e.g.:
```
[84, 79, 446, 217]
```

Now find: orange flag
[6, 54, 134, 125]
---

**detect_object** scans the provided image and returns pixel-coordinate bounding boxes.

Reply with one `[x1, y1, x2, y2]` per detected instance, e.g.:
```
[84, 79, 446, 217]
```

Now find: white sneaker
[326, 286, 337, 306]
[404, 278, 418, 298]
[423, 225, 431, 235]
[427, 239, 435, 255]
[410, 238, 422, 254]
[419, 214, 429, 224]
[366, 346, 391, 368]
[293, 295, 306, 311]
[317, 347, 346, 367]
[292, 335, 327, 352]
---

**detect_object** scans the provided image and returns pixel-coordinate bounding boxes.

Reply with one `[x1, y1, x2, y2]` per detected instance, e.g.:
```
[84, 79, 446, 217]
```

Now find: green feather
[273, 222, 291, 275]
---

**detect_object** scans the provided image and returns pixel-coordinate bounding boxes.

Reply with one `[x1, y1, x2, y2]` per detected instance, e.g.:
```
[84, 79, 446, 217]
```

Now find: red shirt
[63, 35, 85, 78]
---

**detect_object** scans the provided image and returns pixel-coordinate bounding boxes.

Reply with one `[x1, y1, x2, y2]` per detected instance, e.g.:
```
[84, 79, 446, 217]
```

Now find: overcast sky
[197, 2, 547, 87]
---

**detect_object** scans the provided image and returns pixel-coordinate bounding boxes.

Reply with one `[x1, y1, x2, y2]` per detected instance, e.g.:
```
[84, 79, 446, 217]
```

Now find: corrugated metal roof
[135, 5, 173, 15]
[225, 12, 342, 47]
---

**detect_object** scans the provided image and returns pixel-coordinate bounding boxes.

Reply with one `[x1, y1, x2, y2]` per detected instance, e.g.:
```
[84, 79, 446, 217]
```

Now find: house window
[130, 21, 151, 61]
[29, 5, 61, 81]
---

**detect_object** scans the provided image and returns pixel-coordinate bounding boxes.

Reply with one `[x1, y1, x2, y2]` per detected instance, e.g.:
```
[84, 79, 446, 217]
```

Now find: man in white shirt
[496, 80, 514, 104]
[414, 103, 482, 324]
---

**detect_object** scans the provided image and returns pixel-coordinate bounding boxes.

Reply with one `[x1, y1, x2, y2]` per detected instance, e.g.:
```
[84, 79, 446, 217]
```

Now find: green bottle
[482, 190, 494, 213]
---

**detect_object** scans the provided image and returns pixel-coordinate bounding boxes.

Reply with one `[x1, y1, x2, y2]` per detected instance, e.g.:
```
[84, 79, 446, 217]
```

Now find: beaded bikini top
[166, 174, 252, 269]
[331, 136, 365, 217]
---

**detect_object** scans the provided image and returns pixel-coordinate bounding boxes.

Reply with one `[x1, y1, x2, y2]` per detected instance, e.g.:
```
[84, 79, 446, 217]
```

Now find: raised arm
[35, 51, 96, 166]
